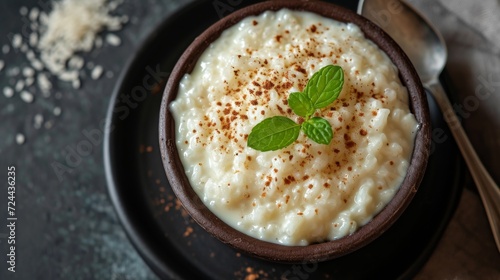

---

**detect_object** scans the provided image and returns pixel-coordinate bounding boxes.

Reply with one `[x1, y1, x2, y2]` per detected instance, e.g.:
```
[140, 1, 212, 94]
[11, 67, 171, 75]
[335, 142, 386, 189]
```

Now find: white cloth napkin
[437, 0, 500, 50]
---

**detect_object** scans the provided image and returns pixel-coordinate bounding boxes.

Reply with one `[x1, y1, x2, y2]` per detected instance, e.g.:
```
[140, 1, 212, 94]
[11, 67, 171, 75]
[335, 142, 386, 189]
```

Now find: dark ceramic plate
[103, 0, 465, 279]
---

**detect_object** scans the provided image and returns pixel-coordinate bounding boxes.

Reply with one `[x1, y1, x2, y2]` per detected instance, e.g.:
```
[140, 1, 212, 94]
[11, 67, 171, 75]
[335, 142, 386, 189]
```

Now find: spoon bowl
[357, 0, 446, 85]
[358, 0, 500, 252]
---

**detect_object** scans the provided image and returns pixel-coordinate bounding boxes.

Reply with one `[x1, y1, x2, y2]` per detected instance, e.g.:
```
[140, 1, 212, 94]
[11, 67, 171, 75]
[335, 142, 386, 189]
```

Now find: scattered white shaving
[20, 44, 29, 53]
[34, 114, 44, 129]
[29, 7, 40, 21]
[37, 73, 52, 93]
[2, 0, 128, 141]
[107, 0, 120, 11]
[19, 6, 29, 16]
[37, 0, 124, 83]
[2, 45, 9, 54]
[29, 32, 38, 47]
[7, 67, 20, 77]
[3, 87, 14, 98]
[120, 15, 129, 24]
[39, 11, 48, 26]
[20, 91, 34, 103]
[15, 133, 25, 145]
[25, 77, 34, 87]
[53, 106, 61, 116]
[26, 50, 35, 60]
[68, 56, 84, 70]
[105, 33, 121, 46]
[15, 80, 25, 92]
[23, 67, 35, 77]
[12, 34, 22, 49]
[30, 22, 39, 32]
[91, 65, 103, 80]
[31, 59, 44, 71]
[58, 70, 78, 82]
[72, 79, 81, 89]
[3, 0, 127, 98]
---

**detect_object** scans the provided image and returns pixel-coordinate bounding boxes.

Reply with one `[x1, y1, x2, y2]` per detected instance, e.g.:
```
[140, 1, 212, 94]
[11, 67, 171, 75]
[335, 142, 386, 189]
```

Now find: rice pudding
[169, 8, 419, 246]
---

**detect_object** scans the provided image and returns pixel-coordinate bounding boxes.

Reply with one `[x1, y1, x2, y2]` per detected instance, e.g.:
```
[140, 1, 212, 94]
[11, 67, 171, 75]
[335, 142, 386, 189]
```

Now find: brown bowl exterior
[159, 0, 431, 263]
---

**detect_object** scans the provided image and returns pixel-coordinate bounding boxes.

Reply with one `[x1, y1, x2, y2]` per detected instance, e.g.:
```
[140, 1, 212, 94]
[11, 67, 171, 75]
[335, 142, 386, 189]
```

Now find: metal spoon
[357, 0, 500, 252]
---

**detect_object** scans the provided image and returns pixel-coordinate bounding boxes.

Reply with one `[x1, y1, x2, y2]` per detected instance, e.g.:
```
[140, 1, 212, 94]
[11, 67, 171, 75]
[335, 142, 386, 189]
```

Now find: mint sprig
[247, 65, 344, 151]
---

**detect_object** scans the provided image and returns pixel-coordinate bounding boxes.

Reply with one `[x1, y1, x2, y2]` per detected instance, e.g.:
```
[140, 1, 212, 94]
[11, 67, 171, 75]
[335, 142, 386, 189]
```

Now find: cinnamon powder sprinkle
[183, 226, 194, 237]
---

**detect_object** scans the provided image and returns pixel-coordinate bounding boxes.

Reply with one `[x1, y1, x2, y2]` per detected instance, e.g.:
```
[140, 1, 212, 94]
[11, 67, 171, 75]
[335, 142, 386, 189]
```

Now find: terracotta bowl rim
[159, 0, 431, 263]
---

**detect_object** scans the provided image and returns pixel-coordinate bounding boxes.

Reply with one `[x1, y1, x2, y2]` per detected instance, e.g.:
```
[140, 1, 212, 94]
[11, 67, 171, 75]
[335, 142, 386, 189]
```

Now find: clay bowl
[159, 0, 431, 263]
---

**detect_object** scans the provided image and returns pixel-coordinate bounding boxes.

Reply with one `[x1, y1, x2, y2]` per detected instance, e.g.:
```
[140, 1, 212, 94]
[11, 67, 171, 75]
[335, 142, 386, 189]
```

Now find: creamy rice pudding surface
[169, 9, 418, 246]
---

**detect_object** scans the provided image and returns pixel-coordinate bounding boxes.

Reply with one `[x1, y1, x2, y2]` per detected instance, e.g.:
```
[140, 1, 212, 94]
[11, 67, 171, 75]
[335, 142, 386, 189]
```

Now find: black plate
[104, 0, 465, 279]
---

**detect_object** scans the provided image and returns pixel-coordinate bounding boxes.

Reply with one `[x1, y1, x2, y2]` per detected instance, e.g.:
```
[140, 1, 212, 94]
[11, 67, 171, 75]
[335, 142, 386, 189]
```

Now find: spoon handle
[428, 81, 500, 252]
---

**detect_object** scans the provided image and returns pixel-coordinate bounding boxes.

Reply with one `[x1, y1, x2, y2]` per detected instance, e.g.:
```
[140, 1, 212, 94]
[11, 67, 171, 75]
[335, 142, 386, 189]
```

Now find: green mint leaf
[288, 92, 314, 117]
[301, 117, 333, 145]
[304, 65, 344, 109]
[247, 116, 301, 151]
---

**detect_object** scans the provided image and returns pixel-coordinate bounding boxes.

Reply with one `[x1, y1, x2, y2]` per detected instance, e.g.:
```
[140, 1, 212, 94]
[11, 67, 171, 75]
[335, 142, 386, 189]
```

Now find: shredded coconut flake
[12, 34, 22, 49]
[15, 133, 26, 145]
[20, 91, 34, 103]
[68, 56, 84, 70]
[91, 65, 103, 80]
[23, 67, 35, 77]
[105, 33, 121, 46]
[29, 32, 39, 47]
[38, 0, 124, 82]
[29, 7, 40, 21]
[1, 0, 127, 136]
[2, 45, 10, 54]
[1, 0, 126, 98]
[3, 87, 14, 98]
[7, 67, 20, 77]
[53, 106, 62, 116]
[15, 80, 25, 92]
[20, 44, 29, 53]
[25, 77, 35, 87]
[72, 79, 81, 89]
[30, 59, 44, 71]
[34, 114, 44, 129]
[37, 73, 52, 93]
[19, 6, 29, 16]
